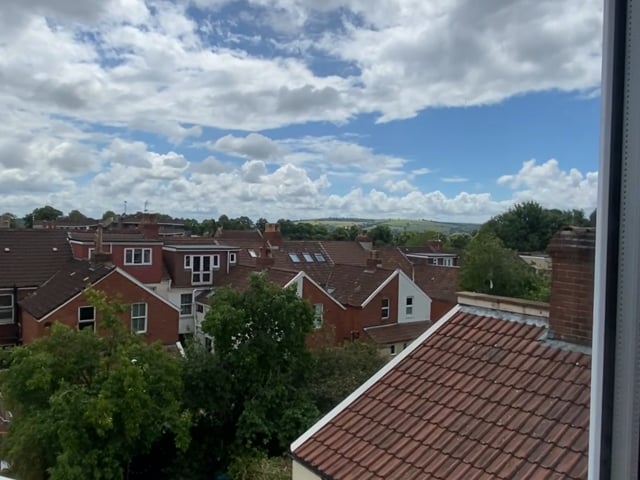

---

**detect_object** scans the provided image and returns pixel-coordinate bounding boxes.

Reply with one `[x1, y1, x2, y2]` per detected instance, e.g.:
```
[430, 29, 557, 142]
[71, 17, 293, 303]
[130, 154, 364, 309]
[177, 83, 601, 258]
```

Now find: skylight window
[289, 253, 301, 263]
[314, 253, 326, 262]
[302, 252, 314, 262]
[248, 249, 257, 258]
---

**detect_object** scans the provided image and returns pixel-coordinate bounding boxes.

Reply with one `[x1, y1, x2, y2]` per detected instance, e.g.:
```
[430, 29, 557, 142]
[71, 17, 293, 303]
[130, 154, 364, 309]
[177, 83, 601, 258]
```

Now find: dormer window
[229, 252, 237, 264]
[124, 248, 151, 265]
[190, 255, 217, 285]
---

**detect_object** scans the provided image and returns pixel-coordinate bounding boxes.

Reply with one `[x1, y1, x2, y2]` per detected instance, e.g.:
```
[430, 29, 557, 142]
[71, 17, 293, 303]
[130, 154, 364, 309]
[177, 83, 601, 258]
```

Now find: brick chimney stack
[547, 227, 595, 345]
[256, 246, 275, 267]
[93, 225, 113, 264]
[366, 249, 382, 269]
[140, 214, 160, 239]
[262, 223, 283, 246]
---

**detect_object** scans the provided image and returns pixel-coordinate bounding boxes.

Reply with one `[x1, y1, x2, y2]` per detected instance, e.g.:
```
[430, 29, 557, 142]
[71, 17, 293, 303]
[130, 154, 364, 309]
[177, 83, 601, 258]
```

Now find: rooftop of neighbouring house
[0, 230, 73, 288]
[412, 264, 460, 303]
[363, 320, 432, 346]
[291, 296, 591, 480]
[19, 260, 115, 320]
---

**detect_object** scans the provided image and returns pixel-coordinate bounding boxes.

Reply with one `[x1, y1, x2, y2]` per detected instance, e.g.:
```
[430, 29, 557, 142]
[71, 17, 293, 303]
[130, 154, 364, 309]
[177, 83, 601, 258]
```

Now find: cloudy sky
[0, 0, 602, 223]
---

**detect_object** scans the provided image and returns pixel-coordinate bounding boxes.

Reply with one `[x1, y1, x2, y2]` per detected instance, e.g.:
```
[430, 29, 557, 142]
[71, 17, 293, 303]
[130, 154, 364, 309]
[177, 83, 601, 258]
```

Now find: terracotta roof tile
[292, 307, 591, 479]
[364, 320, 431, 345]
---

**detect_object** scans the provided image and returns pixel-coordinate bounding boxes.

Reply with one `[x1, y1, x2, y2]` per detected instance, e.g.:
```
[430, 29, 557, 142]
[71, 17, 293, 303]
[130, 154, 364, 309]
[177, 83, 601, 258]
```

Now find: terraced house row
[0, 219, 459, 353]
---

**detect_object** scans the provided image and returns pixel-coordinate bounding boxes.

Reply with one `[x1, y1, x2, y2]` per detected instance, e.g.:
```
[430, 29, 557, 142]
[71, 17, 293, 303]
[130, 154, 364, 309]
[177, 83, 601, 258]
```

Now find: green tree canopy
[481, 201, 590, 252]
[459, 232, 548, 301]
[200, 274, 318, 458]
[22, 205, 63, 228]
[1, 289, 190, 480]
[102, 210, 117, 221]
[368, 225, 393, 246]
[308, 341, 386, 414]
[67, 209, 87, 222]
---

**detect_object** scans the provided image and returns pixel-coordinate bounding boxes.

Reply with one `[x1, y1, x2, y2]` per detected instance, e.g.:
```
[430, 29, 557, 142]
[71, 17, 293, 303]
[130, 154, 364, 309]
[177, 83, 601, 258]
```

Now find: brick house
[20, 261, 179, 345]
[291, 227, 594, 479]
[0, 230, 73, 345]
[194, 265, 346, 349]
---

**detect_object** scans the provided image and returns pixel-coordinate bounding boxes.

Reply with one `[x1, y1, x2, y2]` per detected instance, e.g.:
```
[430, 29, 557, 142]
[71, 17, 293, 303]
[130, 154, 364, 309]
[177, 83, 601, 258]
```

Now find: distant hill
[298, 218, 479, 234]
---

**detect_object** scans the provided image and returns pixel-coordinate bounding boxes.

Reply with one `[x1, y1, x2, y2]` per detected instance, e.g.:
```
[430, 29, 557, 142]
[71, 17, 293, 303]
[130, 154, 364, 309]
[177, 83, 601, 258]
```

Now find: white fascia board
[110, 268, 180, 312]
[360, 269, 400, 308]
[290, 304, 462, 452]
[37, 269, 118, 322]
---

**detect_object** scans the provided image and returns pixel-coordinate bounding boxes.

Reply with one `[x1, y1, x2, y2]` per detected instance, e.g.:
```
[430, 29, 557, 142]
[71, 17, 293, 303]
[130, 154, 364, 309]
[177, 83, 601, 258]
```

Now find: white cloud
[498, 159, 598, 211]
[213, 133, 282, 160]
[441, 176, 469, 183]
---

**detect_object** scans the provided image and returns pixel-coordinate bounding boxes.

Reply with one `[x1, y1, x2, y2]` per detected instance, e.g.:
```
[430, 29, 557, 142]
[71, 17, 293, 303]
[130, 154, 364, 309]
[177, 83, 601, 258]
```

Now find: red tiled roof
[215, 229, 263, 242]
[412, 264, 459, 303]
[19, 260, 115, 319]
[215, 265, 299, 292]
[292, 306, 591, 479]
[68, 231, 160, 243]
[0, 230, 73, 288]
[364, 321, 431, 346]
[326, 265, 397, 306]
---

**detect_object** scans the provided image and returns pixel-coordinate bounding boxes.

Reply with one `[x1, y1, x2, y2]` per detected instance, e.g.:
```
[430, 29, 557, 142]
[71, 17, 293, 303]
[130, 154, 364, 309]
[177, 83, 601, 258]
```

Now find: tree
[102, 210, 117, 221]
[308, 341, 386, 414]
[1, 289, 190, 480]
[201, 274, 318, 457]
[67, 209, 87, 222]
[458, 232, 547, 300]
[22, 205, 63, 228]
[368, 225, 393, 246]
[255, 217, 268, 233]
[482, 201, 590, 252]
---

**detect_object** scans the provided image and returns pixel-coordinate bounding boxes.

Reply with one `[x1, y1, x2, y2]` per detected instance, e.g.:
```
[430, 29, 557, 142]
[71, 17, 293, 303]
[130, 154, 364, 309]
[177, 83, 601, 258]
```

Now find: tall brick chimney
[93, 225, 113, 264]
[139, 213, 160, 239]
[262, 223, 283, 246]
[547, 227, 595, 345]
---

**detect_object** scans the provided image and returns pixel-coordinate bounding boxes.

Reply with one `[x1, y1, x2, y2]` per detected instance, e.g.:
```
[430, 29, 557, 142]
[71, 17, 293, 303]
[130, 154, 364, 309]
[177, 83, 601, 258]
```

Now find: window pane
[133, 249, 142, 263]
[0, 295, 12, 308]
[193, 256, 201, 270]
[203, 256, 211, 270]
[79, 306, 95, 321]
[0, 309, 13, 322]
[125, 250, 132, 263]
[143, 249, 151, 263]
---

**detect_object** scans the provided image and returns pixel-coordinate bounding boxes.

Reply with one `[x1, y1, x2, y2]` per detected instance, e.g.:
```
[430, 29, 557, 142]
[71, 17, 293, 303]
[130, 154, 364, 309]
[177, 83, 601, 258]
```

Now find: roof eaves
[36, 267, 116, 322]
[360, 269, 400, 308]
[290, 303, 462, 453]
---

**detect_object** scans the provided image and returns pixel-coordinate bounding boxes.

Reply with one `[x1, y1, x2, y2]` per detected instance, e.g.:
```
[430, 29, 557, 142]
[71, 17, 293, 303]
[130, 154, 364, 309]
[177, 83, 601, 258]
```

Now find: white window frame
[389, 345, 396, 356]
[0, 294, 14, 324]
[184, 255, 191, 269]
[88, 247, 95, 260]
[124, 248, 152, 266]
[229, 252, 237, 264]
[180, 293, 193, 316]
[78, 306, 95, 332]
[191, 255, 213, 285]
[406, 296, 414, 317]
[131, 303, 147, 334]
[381, 298, 390, 319]
[313, 303, 323, 329]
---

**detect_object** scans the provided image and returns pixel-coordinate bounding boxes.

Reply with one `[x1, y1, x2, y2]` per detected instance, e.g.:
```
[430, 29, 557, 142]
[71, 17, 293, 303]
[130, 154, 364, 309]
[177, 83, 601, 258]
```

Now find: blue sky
[0, 0, 602, 223]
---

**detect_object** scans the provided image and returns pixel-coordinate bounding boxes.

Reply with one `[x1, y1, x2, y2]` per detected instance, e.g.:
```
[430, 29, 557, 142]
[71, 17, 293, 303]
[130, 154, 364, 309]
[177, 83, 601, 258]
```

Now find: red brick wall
[338, 275, 400, 342]
[301, 277, 348, 346]
[431, 299, 455, 321]
[111, 244, 164, 284]
[547, 228, 595, 345]
[21, 270, 179, 345]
